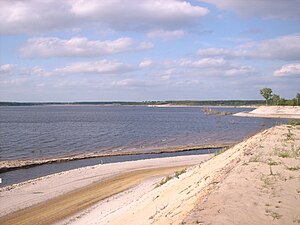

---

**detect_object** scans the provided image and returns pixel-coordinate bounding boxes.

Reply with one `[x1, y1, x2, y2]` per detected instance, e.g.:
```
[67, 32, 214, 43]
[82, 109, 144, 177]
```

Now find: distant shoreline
[0, 100, 265, 107]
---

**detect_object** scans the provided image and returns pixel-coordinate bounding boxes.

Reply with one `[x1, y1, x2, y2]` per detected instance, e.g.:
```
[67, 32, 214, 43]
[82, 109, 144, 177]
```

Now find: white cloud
[0, 0, 77, 34]
[200, 0, 300, 20]
[0, 0, 208, 34]
[55, 60, 134, 75]
[20, 37, 152, 58]
[197, 48, 245, 58]
[71, 0, 208, 30]
[273, 64, 300, 77]
[0, 77, 29, 86]
[111, 79, 135, 87]
[137, 42, 154, 50]
[139, 59, 153, 68]
[0, 64, 15, 74]
[224, 66, 253, 76]
[147, 29, 185, 41]
[176, 57, 253, 77]
[111, 79, 157, 88]
[31, 67, 54, 77]
[198, 34, 300, 61]
[179, 58, 227, 68]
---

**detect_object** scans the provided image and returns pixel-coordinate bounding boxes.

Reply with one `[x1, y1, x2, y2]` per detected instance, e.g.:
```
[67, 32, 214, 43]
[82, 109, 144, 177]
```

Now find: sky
[0, 0, 299, 102]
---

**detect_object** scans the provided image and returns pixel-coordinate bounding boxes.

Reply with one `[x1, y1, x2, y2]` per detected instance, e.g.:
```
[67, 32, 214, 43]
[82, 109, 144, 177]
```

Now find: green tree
[272, 94, 280, 106]
[296, 93, 300, 105]
[260, 88, 273, 105]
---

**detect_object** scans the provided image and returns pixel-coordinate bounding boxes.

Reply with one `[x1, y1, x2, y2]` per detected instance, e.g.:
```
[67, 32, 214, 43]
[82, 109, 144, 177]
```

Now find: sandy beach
[0, 155, 212, 224]
[0, 105, 299, 225]
[1, 124, 299, 225]
[234, 106, 300, 119]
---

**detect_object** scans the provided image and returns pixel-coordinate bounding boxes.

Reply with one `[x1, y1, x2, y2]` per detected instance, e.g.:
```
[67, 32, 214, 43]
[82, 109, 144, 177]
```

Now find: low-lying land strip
[234, 106, 300, 119]
[0, 144, 229, 173]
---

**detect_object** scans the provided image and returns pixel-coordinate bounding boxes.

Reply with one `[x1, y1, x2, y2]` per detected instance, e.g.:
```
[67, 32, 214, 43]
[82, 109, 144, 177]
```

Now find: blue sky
[0, 0, 299, 102]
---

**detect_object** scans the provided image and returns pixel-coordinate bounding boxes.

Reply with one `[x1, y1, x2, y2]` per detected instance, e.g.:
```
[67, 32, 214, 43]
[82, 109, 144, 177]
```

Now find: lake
[0, 105, 287, 160]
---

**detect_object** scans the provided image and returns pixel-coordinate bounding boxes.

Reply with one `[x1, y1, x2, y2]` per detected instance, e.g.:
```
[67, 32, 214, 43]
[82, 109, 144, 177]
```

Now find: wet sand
[0, 154, 212, 223]
[0, 166, 186, 225]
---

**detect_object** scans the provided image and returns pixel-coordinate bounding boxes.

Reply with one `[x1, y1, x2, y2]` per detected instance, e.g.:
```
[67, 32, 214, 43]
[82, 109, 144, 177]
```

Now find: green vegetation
[214, 148, 227, 156]
[260, 88, 300, 106]
[288, 120, 300, 126]
[286, 166, 300, 171]
[155, 168, 187, 188]
[277, 151, 290, 158]
[267, 158, 279, 166]
[249, 154, 262, 162]
[175, 168, 187, 178]
[260, 88, 273, 105]
[156, 176, 172, 188]
[265, 208, 282, 220]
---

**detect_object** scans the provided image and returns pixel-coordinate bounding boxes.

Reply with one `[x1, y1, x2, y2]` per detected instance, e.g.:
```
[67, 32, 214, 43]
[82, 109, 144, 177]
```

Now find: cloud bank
[20, 37, 152, 58]
[200, 0, 300, 20]
[198, 34, 300, 61]
[0, 0, 208, 34]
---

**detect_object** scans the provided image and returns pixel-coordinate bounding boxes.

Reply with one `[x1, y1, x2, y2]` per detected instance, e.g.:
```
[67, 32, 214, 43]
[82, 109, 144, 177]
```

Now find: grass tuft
[288, 120, 300, 126]
[249, 154, 262, 162]
[155, 176, 172, 188]
[155, 168, 187, 188]
[175, 168, 187, 178]
[214, 148, 226, 156]
[278, 151, 290, 158]
[286, 166, 300, 171]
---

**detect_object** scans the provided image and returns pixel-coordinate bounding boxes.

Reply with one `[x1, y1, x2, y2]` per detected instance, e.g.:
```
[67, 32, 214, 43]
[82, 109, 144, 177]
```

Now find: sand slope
[65, 125, 300, 225]
[234, 106, 300, 119]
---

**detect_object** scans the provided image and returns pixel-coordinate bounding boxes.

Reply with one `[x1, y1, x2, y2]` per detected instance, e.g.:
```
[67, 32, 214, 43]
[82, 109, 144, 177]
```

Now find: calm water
[0, 106, 287, 160]
[0, 148, 221, 187]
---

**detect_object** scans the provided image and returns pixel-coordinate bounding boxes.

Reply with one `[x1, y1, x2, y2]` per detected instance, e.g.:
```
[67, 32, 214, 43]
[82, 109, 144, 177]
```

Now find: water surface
[0, 105, 286, 160]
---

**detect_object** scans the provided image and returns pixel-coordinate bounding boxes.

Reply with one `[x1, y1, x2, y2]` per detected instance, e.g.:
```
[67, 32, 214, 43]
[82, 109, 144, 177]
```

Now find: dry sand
[60, 124, 299, 225]
[234, 106, 300, 119]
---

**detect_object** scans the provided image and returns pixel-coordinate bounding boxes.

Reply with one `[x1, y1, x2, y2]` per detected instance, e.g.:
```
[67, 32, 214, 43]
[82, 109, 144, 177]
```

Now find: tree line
[260, 88, 300, 106]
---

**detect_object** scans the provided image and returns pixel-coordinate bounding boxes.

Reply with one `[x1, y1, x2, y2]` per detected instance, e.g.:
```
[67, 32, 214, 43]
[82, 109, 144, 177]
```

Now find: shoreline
[234, 106, 300, 119]
[0, 143, 231, 173]
[68, 124, 300, 225]
[0, 155, 212, 219]
[1, 124, 299, 225]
